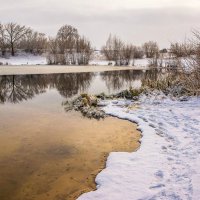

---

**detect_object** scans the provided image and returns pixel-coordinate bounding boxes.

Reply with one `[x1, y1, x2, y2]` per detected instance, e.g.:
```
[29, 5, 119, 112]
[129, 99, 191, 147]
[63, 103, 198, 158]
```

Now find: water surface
[0, 70, 144, 200]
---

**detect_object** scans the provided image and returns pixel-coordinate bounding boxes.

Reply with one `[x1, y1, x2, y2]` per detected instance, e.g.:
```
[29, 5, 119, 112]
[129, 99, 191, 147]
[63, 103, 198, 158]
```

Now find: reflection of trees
[0, 75, 47, 103]
[142, 68, 179, 88]
[0, 73, 94, 104]
[53, 73, 94, 98]
[100, 70, 144, 91]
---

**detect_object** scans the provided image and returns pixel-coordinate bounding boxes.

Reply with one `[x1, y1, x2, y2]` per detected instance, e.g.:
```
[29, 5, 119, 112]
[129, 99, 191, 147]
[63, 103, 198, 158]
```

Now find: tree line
[0, 22, 92, 65]
[0, 22, 162, 65]
[0, 23, 47, 56]
[47, 25, 92, 65]
[2, 22, 200, 66]
[101, 34, 159, 66]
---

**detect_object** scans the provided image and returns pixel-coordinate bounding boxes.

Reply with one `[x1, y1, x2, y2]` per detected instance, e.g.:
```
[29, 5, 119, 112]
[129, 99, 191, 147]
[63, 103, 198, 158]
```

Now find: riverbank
[78, 93, 200, 200]
[0, 99, 141, 200]
[0, 65, 146, 76]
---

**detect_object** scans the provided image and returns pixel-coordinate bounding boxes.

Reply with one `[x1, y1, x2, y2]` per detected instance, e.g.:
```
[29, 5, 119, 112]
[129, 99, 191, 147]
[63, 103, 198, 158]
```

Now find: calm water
[0, 70, 146, 104]
[0, 70, 145, 200]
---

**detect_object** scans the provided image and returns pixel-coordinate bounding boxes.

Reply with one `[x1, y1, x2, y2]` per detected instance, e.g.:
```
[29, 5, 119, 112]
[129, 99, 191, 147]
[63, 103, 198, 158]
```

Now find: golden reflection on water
[0, 103, 140, 200]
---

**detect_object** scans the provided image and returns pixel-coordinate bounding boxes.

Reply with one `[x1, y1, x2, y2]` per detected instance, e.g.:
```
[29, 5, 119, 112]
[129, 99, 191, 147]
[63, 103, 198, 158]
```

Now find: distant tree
[76, 36, 93, 65]
[35, 33, 47, 54]
[143, 41, 159, 58]
[132, 46, 144, 59]
[4, 23, 30, 56]
[47, 37, 58, 55]
[56, 25, 79, 54]
[47, 25, 92, 65]
[121, 44, 134, 65]
[46, 37, 59, 64]
[170, 42, 195, 57]
[0, 23, 7, 56]
[102, 35, 146, 65]
[101, 34, 114, 61]
[101, 34, 124, 65]
[19, 30, 47, 54]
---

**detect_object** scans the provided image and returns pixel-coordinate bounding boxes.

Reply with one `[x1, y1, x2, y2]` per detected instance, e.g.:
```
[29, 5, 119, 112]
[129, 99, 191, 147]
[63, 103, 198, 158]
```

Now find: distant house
[159, 48, 169, 58]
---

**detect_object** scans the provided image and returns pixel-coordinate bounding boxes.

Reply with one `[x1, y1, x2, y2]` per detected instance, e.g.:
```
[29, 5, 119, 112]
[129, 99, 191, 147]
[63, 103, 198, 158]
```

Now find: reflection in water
[0, 75, 46, 104]
[54, 73, 95, 98]
[0, 73, 95, 104]
[0, 70, 146, 104]
[101, 70, 144, 91]
[0, 69, 148, 200]
[142, 68, 179, 88]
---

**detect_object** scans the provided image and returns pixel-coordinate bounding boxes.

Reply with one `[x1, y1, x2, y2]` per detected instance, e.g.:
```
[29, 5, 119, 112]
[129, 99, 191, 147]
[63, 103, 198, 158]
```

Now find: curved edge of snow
[77, 100, 166, 200]
[78, 98, 200, 200]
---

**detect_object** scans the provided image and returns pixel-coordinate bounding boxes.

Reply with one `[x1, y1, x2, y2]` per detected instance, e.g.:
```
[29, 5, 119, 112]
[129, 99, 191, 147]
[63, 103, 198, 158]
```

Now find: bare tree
[20, 30, 47, 54]
[132, 46, 144, 59]
[56, 25, 79, 54]
[0, 23, 7, 56]
[46, 25, 92, 65]
[143, 41, 159, 58]
[76, 36, 93, 65]
[4, 23, 30, 56]
[170, 42, 195, 58]
[35, 33, 47, 54]
[101, 34, 114, 61]
[101, 34, 124, 65]
[46, 37, 59, 64]
[113, 36, 124, 65]
[121, 44, 134, 65]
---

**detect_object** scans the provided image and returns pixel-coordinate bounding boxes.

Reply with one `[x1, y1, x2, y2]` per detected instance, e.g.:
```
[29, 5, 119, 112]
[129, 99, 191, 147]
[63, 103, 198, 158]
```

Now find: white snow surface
[89, 59, 149, 67]
[78, 94, 200, 200]
[0, 53, 150, 67]
[89, 60, 115, 66]
[0, 53, 47, 65]
[133, 58, 149, 67]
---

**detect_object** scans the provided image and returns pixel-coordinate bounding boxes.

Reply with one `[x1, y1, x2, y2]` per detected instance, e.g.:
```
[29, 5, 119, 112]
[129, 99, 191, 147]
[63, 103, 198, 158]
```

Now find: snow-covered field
[134, 58, 149, 67]
[0, 53, 47, 65]
[0, 53, 149, 67]
[0, 52, 180, 68]
[78, 94, 200, 200]
[88, 59, 149, 67]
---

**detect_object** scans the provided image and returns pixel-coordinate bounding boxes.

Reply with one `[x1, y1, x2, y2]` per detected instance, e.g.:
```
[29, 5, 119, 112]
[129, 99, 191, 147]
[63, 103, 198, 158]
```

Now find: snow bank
[0, 53, 47, 65]
[78, 96, 200, 200]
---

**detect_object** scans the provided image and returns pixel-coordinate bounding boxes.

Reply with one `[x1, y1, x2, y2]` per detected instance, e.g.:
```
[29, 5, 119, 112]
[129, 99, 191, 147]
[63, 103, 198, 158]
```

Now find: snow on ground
[78, 94, 200, 200]
[89, 60, 114, 66]
[133, 58, 149, 67]
[0, 53, 47, 65]
[90, 59, 149, 67]
[0, 52, 150, 67]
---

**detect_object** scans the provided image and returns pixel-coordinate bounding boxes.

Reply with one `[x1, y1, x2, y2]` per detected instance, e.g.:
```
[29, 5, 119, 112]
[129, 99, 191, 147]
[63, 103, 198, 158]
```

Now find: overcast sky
[0, 0, 200, 49]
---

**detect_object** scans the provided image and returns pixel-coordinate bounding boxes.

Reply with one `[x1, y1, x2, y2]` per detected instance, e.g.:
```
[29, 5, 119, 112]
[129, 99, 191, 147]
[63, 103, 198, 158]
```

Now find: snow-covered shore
[78, 95, 200, 200]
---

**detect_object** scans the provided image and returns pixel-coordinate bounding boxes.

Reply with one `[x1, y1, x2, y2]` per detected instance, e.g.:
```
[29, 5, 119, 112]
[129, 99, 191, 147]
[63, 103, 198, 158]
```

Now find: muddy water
[0, 71, 142, 200]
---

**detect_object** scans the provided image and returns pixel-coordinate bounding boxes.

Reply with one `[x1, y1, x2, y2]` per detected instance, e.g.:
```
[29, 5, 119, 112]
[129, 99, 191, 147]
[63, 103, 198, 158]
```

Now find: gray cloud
[0, 0, 200, 49]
